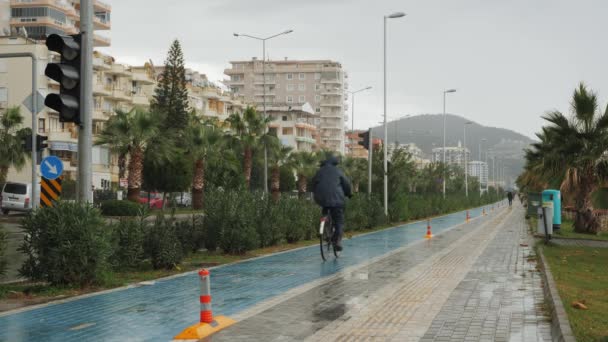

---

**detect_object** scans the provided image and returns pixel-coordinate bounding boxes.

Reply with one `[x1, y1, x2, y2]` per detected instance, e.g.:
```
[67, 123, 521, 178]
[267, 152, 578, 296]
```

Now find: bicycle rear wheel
[319, 215, 332, 261]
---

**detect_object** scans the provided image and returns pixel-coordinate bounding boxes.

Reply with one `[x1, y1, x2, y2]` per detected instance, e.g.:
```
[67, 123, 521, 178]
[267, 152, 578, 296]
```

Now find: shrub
[0, 225, 7, 277]
[19, 202, 111, 286]
[100, 200, 142, 217]
[345, 194, 370, 231]
[144, 215, 184, 269]
[279, 197, 310, 243]
[175, 215, 204, 254]
[255, 198, 283, 248]
[205, 190, 259, 254]
[109, 218, 145, 270]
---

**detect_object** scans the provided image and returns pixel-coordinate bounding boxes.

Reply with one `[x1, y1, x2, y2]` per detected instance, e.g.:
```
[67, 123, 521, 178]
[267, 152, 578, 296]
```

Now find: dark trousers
[322, 207, 344, 243]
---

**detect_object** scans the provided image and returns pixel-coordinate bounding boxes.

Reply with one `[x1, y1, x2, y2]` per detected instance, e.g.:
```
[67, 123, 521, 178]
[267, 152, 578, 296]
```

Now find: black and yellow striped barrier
[40, 177, 62, 207]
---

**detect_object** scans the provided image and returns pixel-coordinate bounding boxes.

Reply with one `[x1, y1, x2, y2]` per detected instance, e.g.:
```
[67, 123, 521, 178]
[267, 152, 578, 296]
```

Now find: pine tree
[152, 39, 190, 133]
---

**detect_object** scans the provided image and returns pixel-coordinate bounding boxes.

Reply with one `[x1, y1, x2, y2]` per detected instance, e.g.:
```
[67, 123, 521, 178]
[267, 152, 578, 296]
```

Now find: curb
[537, 246, 577, 342]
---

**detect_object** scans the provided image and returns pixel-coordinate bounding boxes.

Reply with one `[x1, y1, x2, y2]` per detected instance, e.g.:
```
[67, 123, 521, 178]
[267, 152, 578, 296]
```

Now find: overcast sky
[101, 0, 608, 139]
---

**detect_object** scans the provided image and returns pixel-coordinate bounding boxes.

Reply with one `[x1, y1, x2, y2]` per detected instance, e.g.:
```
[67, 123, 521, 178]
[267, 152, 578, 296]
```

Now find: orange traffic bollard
[466, 210, 470, 222]
[174, 269, 235, 340]
[425, 219, 433, 239]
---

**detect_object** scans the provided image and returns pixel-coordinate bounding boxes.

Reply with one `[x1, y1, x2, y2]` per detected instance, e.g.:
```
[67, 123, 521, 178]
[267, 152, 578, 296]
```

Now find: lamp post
[442, 89, 456, 199]
[383, 11, 406, 216]
[479, 138, 486, 196]
[349, 86, 372, 133]
[234, 29, 293, 193]
[464, 121, 472, 197]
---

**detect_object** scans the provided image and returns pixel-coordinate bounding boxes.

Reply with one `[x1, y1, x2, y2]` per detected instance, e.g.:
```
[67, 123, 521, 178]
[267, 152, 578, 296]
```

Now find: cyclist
[312, 155, 352, 251]
[507, 191, 513, 207]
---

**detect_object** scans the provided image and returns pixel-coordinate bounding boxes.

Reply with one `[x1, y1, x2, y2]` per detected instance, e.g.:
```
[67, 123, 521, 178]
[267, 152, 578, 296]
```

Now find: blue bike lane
[0, 205, 500, 342]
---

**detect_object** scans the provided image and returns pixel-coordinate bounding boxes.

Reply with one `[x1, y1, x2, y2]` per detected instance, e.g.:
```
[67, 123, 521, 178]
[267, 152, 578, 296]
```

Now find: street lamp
[383, 11, 406, 216]
[442, 89, 456, 199]
[480, 138, 486, 196]
[464, 121, 472, 197]
[349, 86, 372, 133]
[234, 29, 293, 194]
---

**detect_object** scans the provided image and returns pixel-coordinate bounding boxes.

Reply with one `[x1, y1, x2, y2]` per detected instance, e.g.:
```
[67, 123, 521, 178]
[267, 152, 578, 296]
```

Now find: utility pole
[368, 127, 373, 197]
[78, 0, 93, 202]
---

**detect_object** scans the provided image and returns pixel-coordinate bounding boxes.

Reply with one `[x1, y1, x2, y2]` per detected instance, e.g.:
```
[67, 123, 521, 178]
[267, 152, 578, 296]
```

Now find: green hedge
[100, 200, 142, 217]
[144, 215, 184, 269]
[19, 202, 111, 286]
[109, 218, 145, 270]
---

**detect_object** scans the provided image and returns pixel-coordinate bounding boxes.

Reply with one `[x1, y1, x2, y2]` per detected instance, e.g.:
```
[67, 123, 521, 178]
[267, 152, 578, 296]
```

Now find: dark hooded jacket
[312, 156, 352, 208]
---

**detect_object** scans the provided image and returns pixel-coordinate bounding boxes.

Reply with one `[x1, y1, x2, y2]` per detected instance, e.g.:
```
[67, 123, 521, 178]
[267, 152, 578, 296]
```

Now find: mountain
[370, 114, 534, 184]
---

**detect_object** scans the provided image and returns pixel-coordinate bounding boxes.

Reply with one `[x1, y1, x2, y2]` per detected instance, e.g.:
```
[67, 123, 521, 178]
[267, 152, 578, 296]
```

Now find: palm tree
[269, 144, 293, 201]
[289, 151, 319, 197]
[96, 108, 160, 202]
[226, 107, 272, 189]
[184, 116, 222, 209]
[0, 107, 30, 185]
[342, 157, 367, 192]
[527, 83, 608, 233]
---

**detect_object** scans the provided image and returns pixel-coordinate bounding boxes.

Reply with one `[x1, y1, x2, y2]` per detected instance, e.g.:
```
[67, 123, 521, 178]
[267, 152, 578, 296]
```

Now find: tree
[289, 151, 318, 196]
[184, 117, 222, 209]
[0, 107, 30, 185]
[96, 109, 160, 201]
[524, 83, 608, 233]
[151, 39, 190, 132]
[269, 144, 293, 201]
[226, 107, 272, 189]
[342, 157, 367, 193]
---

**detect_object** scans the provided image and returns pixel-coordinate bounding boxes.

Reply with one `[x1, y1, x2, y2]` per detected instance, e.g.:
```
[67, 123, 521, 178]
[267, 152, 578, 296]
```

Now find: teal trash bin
[542, 189, 561, 231]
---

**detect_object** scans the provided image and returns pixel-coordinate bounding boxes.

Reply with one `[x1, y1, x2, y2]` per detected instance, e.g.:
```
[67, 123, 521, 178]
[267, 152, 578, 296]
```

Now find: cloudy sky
[101, 0, 608, 139]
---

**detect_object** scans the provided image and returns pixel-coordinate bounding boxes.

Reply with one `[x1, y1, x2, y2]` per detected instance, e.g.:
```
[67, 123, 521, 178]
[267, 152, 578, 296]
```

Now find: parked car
[173, 192, 192, 207]
[1, 182, 38, 215]
[138, 191, 164, 209]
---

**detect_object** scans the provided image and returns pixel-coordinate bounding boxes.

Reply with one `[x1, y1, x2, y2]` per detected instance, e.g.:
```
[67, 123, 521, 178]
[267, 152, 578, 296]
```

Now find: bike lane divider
[0, 204, 498, 342]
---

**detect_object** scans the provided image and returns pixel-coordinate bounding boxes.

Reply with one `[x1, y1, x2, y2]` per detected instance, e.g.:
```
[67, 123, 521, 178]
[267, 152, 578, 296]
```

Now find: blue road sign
[40, 156, 64, 180]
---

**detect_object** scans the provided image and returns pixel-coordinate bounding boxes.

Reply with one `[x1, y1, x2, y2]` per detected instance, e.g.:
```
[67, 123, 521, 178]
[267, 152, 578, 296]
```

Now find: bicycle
[319, 213, 339, 261]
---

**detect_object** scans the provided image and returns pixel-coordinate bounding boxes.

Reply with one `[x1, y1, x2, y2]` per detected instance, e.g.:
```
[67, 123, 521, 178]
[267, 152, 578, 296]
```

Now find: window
[282, 116, 288, 121]
[0, 61, 6, 73]
[316, 108, 321, 113]
[299, 73, 305, 80]
[298, 84, 306, 91]
[287, 84, 295, 91]
[286, 96, 293, 103]
[315, 95, 321, 102]
[0, 88, 7, 105]
[299, 95, 306, 103]
[282, 127, 293, 135]
[92, 146, 110, 166]
[38, 118, 45, 133]
[268, 127, 278, 136]
[315, 73, 321, 80]
[286, 73, 293, 80]
[315, 84, 321, 91]
[232, 75, 241, 81]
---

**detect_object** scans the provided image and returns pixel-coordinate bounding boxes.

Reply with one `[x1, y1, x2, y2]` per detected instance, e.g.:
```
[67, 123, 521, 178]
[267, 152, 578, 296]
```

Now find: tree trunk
[271, 165, 280, 201]
[244, 147, 252, 189]
[573, 177, 599, 234]
[297, 175, 307, 198]
[353, 181, 360, 193]
[127, 146, 144, 202]
[192, 159, 204, 209]
[0, 166, 8, 188]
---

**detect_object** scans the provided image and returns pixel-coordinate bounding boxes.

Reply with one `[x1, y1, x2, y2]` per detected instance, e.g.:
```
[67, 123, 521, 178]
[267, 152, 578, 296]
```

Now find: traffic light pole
[78, 0, 93, 202]
[0, 53, 38, 208]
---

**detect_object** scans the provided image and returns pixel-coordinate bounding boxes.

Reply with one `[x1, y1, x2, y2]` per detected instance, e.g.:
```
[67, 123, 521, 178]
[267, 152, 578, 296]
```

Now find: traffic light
[36, 134, 48, 151]
[44, 33, 81, 124]
[21, 133, 32, 151]
[358, 131, 370, 150]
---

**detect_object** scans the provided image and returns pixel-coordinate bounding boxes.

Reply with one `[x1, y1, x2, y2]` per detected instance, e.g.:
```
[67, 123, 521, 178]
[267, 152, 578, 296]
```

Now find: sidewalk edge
[537, 245, 577, 342]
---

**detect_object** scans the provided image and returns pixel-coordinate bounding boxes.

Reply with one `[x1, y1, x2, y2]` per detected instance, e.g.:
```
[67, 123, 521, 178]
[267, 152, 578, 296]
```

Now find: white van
[1, 182, 34, 214]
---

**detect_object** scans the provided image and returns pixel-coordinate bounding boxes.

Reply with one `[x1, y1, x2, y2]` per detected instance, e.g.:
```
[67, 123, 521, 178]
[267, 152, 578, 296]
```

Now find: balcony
[93, 108, 110, 121]
[132, 94, 150, 107]
[253, 78, 276, 85]
[93, 57, 111, 70]
[93, 34, 111, 47]
[295, 136, 316, 144]
[106, 64, 131, 77]
[107, 88, 132, 102]
[131, 72, 155, 85]
[224, 68, 244, 75]
[93, 82, 111, 96]
[48, 129, 77, 143]
[320, 102, 343, 107]
[93, 14, 111, 30]
[321, 78, 341, 84]
[295, 121, 316, 131]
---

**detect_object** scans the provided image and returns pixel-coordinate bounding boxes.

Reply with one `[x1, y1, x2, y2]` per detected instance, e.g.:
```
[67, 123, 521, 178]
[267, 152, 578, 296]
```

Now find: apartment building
[0, 0, 112, 47]
[224, 58, 348, 153]
[266, 102, 317, 152]
[388, 143, 430, 169]
[432, 142, 471, 170]
[468, 161, 489, 186]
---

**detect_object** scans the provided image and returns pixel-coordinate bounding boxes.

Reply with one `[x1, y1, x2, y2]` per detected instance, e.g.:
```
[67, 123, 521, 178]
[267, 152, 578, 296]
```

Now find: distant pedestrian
[507, 191, 513, 207]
